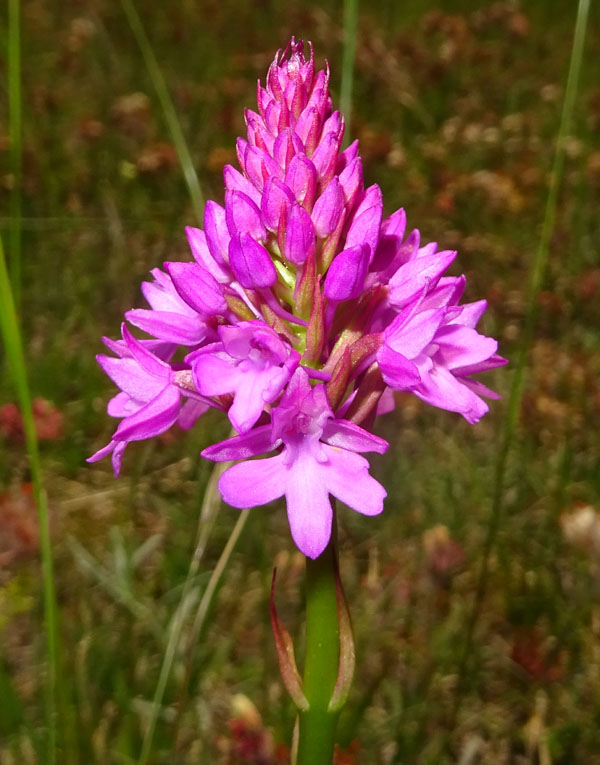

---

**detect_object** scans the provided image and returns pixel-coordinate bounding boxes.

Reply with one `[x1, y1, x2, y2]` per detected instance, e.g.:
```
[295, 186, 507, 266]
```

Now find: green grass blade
[8, 0, 22, 304]
[119, 0, 205, 224]
[339, 0, 359, 145]
[456, 0, 591, 702]
[136, 458, 250, 765]
[0, 236, 59, 763]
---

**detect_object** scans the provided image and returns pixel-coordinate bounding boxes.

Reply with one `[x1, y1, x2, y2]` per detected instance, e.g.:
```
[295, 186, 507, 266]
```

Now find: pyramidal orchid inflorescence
[90, 39, 506, 559]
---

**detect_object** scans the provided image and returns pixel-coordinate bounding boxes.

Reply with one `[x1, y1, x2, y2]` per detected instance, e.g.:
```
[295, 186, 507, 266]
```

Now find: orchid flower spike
[90, 38, 506, 557]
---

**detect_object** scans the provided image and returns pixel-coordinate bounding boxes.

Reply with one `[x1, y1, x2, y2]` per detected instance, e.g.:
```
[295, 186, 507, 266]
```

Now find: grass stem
[453, 0, 591, 721]
[8, 0, 22, 305]
[0, 236, 59, 763]
[137, 459, 249, 765]
[119, 0, 205, 224]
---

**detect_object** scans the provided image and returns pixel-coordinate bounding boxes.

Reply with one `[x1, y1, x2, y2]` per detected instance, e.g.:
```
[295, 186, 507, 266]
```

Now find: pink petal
[284, 203, 315, 265]
[228, 377, 269, 433]
[223, 164, 262, 205]
[323, 244, 370, 301]
[311, 177, 344, 238]
[185, 227, 230, 284]
[164, 261, 226, 316]
[126, 309, 207, 346]
[321, 419, 389, 454]
[415, 365, 489, 424]
[202, 424, 275, 461]
[121, 324, 172, 377]
[377, 345, 421, 389]
[388, 250, 457, 309]
[97, 356, 166, 401]
[344, 184, 383, 261]
[385, 307, 446, 360]
[261, 177, 294, 233]
[178, 399, 210, 430]
[218, 454, 286, 507]
[323, 446, 386, 516]
[203, 201, 230, 266]
[285, 153, 317, 209]
[228, 233, 277, 288]
[285, 454, 333, 559]
[192, 352, 240, 396]
[434, 325, 498, 370]
[107, 391, 142, 418]
[225, 190, 266, 242]
[114, 384, 181, 441]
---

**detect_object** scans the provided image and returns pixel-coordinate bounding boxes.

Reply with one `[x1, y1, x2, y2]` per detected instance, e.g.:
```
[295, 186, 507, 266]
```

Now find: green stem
[0, 236, 59, 763]
[9, 0, 22, 305]
[119, 0, 205, 224]
[450, 0, 590, 729]
[297, 526, 340, 764]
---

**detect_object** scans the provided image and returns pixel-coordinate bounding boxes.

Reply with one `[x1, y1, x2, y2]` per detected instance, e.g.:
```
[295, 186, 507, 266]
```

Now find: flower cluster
[90, 40, 506, 558]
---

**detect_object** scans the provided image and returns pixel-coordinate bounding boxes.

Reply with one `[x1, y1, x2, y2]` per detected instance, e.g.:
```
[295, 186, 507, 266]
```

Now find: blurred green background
[1, 0, 600, 762]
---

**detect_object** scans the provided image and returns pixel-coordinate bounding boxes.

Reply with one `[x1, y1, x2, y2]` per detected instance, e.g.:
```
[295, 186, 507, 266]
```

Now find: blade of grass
[8, 0, 22, 304]
[136, 457, 250, 765]
[339, 0, 359, 146]
[0, 235, 59, 763]
[170, 506, 251, 755]
[452, 0, 590, 720]
[119, 0, 205, 224]
[67, 537, 164, 642]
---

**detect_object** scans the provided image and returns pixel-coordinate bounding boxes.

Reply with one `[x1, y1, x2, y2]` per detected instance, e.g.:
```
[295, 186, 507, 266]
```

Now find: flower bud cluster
[90, 39, 506, 558]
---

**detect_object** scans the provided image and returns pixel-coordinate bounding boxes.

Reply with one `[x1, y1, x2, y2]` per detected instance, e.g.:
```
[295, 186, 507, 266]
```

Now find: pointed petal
[388, 250, 457, 309]
[461, 378, 502, 401]
[164, 261, 227, 316]
[323, 446, 386, 516]
[285, 454, 333, 559]
[97, 356, 166, 401]
[434, 325, 498, 370]
[114, 384, 181, 441]
[261, 177, 294, 232]
[323, 244, 369, 301]
[201, 424, 275, 461]
[87, 439, 117, 464]
[225, 190, 267, 241]
[228, 233, 277, 288]
[311, 177, 344, 238]
[453, 353, 509, 377]
[218, 454, 286, 507]
[385, 307, 446, 359]
[204, 201, 230, 266]
[414, 365, 490, 424]
[125, 309, 207, 345]
[223, 164, 262, 205]
[377, 345, 421, 389]
[449, 300, 488, 329]
[111, 441, 127, 477]
[185, 226, 231, 284]
[121, 324, 172, 377]
[321, 419, 389, 454]
[344, 184, 383, 261]
[284, 202, 315, 265]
